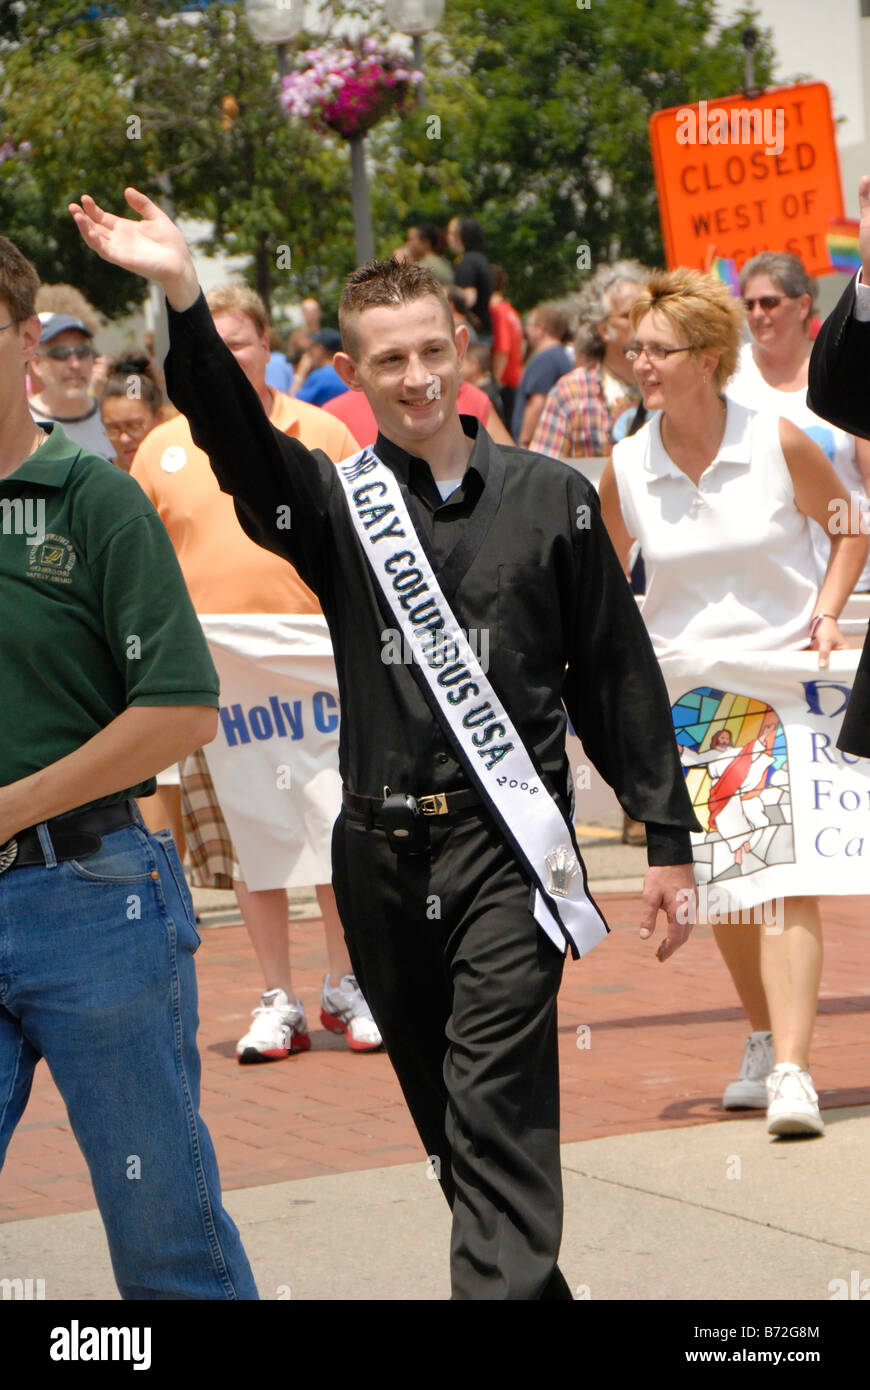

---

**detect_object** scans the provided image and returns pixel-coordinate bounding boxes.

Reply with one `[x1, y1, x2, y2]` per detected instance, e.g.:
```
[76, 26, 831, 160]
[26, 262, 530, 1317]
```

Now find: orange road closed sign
[649, 82, 843, 276]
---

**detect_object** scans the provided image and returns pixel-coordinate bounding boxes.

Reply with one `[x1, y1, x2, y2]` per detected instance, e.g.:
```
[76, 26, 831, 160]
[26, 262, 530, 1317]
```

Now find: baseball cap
[38, 313, 94, 344]
[310, 328, 342, 352]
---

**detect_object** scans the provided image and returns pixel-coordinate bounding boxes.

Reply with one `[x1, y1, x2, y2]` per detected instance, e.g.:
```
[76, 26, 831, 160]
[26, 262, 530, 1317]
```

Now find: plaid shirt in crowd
[530, 363, 639, 460]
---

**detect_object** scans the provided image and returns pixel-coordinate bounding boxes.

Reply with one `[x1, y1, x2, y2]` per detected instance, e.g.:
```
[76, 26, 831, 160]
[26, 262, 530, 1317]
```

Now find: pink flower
[282, 42, 420, 138]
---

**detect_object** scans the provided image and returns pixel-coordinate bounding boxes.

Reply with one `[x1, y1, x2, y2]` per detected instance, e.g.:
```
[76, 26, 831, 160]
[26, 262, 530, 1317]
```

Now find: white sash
[334, 446, 609, 958]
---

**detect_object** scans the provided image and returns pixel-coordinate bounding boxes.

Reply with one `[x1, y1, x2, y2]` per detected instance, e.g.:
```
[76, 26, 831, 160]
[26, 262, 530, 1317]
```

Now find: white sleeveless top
[726, 342, 870, 591]
[611, 398, 818, 657]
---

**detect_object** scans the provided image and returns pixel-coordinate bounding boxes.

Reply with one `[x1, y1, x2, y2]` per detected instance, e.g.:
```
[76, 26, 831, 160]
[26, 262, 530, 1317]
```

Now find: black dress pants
[331, 804, 572, 1300]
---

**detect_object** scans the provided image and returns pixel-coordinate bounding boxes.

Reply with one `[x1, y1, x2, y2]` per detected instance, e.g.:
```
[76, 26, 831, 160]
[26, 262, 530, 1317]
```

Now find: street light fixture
[244, 0, 444, 267]
[243, 0, 305, 75]
[383, 0, 444, 81]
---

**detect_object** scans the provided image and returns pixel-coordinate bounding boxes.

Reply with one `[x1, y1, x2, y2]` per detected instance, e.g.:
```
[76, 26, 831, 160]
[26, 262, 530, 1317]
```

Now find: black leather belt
[342, 788, 481, 823]
[0, 802, 138, 874]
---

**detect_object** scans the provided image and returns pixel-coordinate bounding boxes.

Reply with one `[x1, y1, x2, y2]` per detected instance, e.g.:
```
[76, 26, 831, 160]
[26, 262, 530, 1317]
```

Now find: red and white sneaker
[236, 988, 311, 1063]
[320, 974, 383, 1053]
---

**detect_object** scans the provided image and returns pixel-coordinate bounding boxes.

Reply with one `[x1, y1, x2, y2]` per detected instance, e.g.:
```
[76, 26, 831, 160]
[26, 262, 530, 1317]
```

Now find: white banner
[198, 615, 341, 892]
[660, 650, 868, 909]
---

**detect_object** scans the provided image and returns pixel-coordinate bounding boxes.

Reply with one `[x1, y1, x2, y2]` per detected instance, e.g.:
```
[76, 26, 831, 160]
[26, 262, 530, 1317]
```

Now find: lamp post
[347, 137, 375, 266]
[244, 0, 376, 264]
[741, 26, 760, 100]
[243, 0, 305, 77]
[383, 0, 444, 106]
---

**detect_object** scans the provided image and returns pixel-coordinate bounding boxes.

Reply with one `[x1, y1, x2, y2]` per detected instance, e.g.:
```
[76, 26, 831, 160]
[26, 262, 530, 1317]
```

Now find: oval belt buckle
[0, 838, 19, 874]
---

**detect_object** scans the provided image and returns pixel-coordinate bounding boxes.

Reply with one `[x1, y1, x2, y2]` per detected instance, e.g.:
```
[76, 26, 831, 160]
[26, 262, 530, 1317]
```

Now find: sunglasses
[741, 295, 787, 312]
[40, 344, 95, 361]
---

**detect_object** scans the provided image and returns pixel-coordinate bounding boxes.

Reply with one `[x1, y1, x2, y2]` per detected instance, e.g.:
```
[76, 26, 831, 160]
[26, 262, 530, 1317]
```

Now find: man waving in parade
[71, 187, 698, 1301]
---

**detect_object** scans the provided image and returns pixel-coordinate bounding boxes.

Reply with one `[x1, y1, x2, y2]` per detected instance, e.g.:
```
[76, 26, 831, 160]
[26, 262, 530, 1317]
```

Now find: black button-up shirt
[165, 293, 699, 864]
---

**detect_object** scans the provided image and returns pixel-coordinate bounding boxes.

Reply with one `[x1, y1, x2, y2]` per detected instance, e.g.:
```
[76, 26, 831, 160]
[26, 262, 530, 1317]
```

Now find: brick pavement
[1, 893, 868, 1221]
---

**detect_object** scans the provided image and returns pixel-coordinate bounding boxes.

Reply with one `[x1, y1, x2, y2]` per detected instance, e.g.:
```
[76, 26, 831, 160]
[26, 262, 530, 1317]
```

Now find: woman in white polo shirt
[598, 267, 868, 1138]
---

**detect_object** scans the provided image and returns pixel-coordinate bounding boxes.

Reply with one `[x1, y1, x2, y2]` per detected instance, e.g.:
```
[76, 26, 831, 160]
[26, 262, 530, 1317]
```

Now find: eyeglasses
[623, 344, 693, 363]
[39, 344, 94, 361]
[0, 320, 18, 333]
[742, 295, 786, 312]
[103, 420, 153, 440]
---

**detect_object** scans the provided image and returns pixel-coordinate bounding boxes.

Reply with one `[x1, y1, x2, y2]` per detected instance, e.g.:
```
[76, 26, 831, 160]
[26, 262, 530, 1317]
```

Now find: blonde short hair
[205, 283, 268, 338]
[35, 283, 100, 337]
[629, 267, 745, 390]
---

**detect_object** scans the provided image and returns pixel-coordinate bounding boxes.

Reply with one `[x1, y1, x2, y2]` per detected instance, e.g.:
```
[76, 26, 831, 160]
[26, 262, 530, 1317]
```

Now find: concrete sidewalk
[2, 1107, 867, 1300]
[2, 823, 868, 1301]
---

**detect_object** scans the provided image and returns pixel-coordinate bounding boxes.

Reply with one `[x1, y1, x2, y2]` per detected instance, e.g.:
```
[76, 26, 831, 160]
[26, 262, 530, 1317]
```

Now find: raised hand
[68, 188, 200, 311]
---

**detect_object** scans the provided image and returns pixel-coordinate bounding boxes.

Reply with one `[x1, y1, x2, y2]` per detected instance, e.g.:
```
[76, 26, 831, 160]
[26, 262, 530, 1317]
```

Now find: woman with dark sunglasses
[728, 252, 870, 593]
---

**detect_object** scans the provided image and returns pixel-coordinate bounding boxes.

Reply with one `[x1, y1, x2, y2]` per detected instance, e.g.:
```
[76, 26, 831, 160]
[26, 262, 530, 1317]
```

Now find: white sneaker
[320, 974, 383, 1053]
[236, 988, 311, 1063]
[766, 1063, 825, 1137]
[722, 1031, 774, 1109]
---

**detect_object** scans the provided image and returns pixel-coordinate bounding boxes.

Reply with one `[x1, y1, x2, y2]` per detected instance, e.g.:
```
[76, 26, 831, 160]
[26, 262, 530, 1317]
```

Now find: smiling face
[742, 272, 811, 352]
[335, 295, 466, 451]
[36, 328, 94, 411]
[630, 308, 718, 414]
[211, 309, 270, 393]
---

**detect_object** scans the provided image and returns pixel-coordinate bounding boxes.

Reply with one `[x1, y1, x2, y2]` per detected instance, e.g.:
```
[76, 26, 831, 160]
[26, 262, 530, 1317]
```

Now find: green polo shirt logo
[27, 532, 77, 583]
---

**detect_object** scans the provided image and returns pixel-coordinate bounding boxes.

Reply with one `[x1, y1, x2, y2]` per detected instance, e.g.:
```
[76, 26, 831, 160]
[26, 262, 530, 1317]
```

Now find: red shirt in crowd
[323, 380, 497, 447]
[489, 299, 524, 388]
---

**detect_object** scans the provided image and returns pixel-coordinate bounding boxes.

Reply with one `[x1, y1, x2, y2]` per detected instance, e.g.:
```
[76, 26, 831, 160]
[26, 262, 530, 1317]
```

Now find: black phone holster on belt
[380, 792, 431, 855]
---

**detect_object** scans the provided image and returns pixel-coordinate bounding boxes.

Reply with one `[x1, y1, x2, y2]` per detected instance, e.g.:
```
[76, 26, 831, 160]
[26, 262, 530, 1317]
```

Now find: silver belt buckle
[0, 838, 19, 874]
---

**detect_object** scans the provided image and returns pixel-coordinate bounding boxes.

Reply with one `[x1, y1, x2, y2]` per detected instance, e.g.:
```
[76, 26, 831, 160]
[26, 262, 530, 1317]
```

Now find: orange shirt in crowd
[323, 380, 494, 448]
[131, 391, 358, 614]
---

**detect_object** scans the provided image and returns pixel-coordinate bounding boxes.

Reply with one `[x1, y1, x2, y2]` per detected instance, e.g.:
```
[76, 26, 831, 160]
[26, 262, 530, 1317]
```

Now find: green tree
[2, 0, 777, 318]
[0, 11, 157, 316]
[106, 2, 356, 315]
[1, 1, 358, 317]
[370, 0, 776, 309]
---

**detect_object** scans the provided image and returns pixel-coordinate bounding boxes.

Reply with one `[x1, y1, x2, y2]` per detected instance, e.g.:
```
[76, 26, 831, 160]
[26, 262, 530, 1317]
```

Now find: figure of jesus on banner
[678, 712, 779, 868]
[671, 685, 795, 885]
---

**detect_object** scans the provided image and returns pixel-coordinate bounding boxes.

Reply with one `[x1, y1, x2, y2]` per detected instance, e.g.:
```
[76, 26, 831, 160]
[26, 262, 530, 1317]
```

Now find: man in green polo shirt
[0, 235, 257, 1300]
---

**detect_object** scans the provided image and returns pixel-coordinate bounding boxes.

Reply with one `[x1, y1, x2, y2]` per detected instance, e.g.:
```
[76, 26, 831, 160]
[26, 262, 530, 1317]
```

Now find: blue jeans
[0, 807, 257, 1300]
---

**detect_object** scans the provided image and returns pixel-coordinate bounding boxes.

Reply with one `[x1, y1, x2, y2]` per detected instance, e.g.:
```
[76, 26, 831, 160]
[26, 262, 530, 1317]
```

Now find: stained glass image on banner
[671, 685, 794, 885]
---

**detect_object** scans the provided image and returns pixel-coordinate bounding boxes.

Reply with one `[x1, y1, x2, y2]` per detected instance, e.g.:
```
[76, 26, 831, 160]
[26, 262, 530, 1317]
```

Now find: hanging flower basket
[279, 38, 423, 140]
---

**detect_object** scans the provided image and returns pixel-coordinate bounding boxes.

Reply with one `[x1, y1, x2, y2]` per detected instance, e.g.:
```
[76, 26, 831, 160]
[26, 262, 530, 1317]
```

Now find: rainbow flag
[827, 218, 862, 274]
[709, 255, 741, 297]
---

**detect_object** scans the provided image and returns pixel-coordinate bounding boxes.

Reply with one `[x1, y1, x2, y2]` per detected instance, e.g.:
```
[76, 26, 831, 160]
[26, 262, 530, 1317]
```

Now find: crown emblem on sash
[545, 845, 580, 898]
